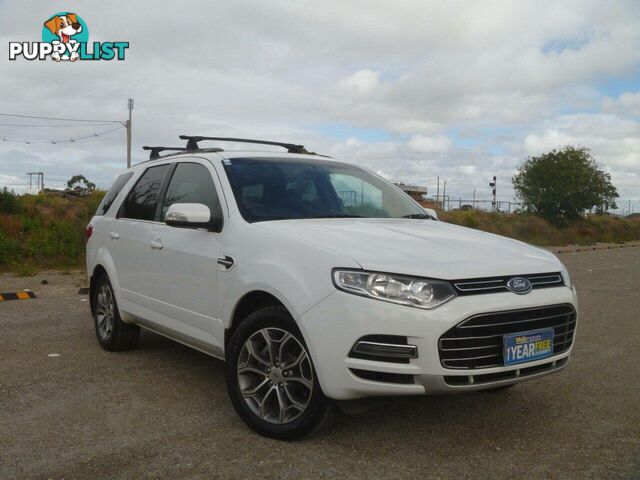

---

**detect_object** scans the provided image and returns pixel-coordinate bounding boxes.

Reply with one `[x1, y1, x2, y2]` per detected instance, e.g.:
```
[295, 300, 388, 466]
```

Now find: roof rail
[179, 135, 307, 154]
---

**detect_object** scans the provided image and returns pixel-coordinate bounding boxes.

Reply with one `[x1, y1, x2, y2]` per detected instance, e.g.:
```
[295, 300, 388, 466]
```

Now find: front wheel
[225, 307, 330, 440]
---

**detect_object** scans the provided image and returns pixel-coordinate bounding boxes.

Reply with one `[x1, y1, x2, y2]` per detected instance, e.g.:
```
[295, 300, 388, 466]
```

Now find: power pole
[489, 176, 497, 212]
[442, 180, 447, 211]
[27, 172, 44, 192]
[126, 98, 134, 168]
[436, 176, 440, 208]
[472, 188, 476, 209]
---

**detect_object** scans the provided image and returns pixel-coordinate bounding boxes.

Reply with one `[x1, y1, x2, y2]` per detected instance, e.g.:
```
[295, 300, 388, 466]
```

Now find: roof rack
[179, 135, 308, 154]
[142, 146, 188, 160]
[141, 145, 224, 160]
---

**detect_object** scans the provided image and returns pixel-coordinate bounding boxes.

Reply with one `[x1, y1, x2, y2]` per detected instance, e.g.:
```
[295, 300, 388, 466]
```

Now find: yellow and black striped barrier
[0, 290, 37, 302]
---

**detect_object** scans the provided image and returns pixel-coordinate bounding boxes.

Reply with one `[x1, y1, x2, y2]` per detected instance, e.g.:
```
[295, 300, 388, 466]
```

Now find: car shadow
[131, 328, 555, 447]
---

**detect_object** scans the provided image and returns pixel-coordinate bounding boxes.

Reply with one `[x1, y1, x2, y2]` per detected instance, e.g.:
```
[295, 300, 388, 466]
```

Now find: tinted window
[96, 172, 133, 215]
[223, 158, 423, 222]
[161, 163, 222, 220]
[121, 164, 170, 221]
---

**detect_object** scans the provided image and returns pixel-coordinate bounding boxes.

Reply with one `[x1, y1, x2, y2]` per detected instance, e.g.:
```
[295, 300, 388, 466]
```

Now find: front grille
[444, 357, 569, 386]
[453, 272, 563, 295]
[439, 304, 576, 369]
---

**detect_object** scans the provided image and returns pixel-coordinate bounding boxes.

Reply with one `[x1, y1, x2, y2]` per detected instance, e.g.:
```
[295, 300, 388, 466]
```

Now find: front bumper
[298, 285, 578, 400]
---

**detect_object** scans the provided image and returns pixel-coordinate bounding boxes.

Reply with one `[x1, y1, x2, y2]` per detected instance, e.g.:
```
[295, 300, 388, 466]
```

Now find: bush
[0, 192, 102, 271]
[440, 209, 640, 246]
[0, 188, 21, 214]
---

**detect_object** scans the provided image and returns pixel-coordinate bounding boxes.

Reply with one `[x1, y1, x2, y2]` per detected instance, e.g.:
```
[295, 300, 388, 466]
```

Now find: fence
[425, 195, 639, 216]
[426, 196, 523, 213]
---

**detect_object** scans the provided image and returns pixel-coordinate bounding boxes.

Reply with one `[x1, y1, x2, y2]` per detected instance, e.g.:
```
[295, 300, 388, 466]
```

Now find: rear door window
[120, 164, 171, 221]
[95, 172, 134, 215]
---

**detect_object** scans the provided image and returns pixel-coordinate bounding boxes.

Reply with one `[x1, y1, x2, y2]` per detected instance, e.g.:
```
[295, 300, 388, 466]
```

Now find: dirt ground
[1, 247, 639, 479]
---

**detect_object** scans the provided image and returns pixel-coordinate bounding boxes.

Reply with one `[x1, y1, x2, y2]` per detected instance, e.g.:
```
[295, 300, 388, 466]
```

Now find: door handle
[217, 255, 235, 269]
[109, 232, 119, 240]
[150, 239, 164, 250]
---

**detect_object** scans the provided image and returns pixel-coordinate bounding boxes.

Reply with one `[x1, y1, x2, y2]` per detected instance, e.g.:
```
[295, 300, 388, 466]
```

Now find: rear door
[145, 159, 226, 352]
[113, 163, 172, 308]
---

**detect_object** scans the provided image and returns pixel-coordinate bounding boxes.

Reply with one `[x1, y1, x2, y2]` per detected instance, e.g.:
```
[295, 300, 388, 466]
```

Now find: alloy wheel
[95, 284, 115, 339]
[237, 327, 313, 424]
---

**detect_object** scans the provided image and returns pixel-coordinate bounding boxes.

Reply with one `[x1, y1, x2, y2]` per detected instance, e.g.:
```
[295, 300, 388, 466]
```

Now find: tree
[66, 175, 96, 195]
[512, 146, 618, 225]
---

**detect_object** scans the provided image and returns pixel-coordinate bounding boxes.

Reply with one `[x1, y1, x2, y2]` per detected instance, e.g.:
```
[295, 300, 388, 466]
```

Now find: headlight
[560, 265, 572, 288]
[332, 269, 456, 309]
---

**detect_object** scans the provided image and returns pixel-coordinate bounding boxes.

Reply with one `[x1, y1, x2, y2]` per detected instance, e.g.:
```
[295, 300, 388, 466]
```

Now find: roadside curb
[551, 242, 640, 254]
[0, 290, 37, 301]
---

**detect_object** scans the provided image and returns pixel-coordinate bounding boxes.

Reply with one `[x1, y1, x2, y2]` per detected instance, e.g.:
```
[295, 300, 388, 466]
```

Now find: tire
[92, 273, 140, 351]
[225, 306, 331, 440]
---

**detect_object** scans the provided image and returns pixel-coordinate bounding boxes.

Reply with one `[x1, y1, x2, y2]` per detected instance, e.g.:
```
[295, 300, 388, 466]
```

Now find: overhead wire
[0, 112, 123, 124]
[1, 125, 125, 144]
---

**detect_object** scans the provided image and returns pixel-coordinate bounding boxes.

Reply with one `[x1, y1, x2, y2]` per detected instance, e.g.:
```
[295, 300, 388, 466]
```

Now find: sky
[0, 0, 639, 210]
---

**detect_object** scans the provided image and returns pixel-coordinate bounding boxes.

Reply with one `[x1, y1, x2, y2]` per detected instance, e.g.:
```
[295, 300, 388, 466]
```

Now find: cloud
[408, 134, 452, 153]
[339, 70, 380, 95]
[0, 0, 638, 205]
[603, 91, 640, 116]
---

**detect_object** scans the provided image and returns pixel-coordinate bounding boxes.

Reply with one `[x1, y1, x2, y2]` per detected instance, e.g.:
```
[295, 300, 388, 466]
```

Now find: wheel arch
[89, 264, 108, 316]
[225, 290, 288, 350]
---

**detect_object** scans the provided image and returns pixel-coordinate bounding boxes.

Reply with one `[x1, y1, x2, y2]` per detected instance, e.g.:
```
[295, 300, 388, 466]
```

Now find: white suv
[86, 136, 578, 439]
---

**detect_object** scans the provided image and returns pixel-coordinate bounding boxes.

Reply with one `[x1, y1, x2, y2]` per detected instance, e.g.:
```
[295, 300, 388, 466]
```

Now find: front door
[145, 160, 226, 353]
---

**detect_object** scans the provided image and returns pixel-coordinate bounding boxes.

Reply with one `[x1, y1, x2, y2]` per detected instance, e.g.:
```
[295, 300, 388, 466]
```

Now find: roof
[130, 149, 336, 171]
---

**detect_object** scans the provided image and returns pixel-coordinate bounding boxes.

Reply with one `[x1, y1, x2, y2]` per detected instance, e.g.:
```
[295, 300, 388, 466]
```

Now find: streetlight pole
[126, 98, 134, 168]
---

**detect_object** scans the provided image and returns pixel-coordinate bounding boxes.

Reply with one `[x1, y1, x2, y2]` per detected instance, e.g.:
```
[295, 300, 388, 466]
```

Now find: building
[395, 183, 428, 201]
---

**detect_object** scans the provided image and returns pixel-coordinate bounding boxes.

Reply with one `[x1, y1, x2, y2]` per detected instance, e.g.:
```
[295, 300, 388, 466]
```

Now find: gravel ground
[1, 247, 639, 479]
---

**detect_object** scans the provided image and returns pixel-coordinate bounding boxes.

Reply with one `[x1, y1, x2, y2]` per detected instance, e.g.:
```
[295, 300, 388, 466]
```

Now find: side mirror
[424, 208, 438, 220]
[165, 203, 222, 231]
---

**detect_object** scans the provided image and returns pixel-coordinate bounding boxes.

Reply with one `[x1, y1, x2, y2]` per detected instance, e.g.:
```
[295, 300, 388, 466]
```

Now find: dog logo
[506, 277, 533, 294]
[8, 12, 129, 62]
[43, 13, 87, 61]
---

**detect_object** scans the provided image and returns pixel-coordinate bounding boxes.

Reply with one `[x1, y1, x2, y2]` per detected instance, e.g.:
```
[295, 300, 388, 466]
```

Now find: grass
[0, 189, 104, 273]
[0, 189, 639, 274]
[440, 209, 640, 246]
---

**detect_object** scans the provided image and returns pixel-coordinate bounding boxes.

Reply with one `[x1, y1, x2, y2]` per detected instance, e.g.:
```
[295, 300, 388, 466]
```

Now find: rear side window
[95, 172, 133, 215]
[120, 164, 171, 221]
[161, 163, 222, 220]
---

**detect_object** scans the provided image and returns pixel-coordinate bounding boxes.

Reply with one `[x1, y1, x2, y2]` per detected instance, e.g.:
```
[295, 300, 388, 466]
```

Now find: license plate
[503, 328, 554, 366]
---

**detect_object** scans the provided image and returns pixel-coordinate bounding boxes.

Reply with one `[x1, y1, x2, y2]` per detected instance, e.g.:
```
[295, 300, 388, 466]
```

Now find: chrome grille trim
[352, 341, 418, 359]
[438, 304, 577, 369]
[452, 273, 563, 295]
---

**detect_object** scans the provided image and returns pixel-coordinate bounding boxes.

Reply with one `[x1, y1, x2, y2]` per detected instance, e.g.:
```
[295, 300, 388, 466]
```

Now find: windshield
[222, 157, 425, 222]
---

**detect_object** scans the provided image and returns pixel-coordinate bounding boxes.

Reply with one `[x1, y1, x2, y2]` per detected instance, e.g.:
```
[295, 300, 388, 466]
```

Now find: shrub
[0, 188, 21, 214]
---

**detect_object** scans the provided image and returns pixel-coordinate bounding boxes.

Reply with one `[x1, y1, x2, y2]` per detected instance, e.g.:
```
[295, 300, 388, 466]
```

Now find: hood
[255, 218, 562, 279]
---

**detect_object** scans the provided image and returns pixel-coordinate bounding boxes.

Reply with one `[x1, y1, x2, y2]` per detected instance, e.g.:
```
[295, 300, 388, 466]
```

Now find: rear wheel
[225, 306, 330, 440]
[92, 274, 139, 351]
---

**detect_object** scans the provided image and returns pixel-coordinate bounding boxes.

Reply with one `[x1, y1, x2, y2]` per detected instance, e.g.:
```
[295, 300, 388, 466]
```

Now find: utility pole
[489, 176, 497, 212]
[442, 180, 447, 211]
[27, 172, 44, 192]
[126, 98, 134, 168]
[473, 188, 476, 210]
[436, 176, 440, 208]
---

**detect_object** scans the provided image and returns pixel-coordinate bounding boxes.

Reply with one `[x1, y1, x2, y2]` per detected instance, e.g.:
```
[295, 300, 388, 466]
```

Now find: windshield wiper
[311, 214, 364, 218]
[402, 213, 435, 220]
